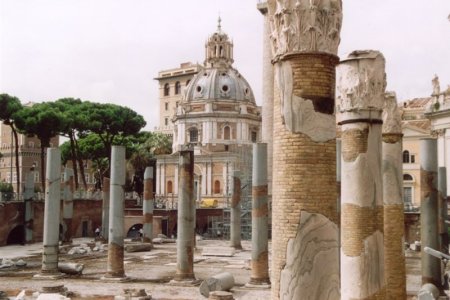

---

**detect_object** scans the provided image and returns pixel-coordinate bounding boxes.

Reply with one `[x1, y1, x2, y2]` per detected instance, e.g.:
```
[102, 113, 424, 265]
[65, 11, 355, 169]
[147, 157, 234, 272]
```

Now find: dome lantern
[204, 17, 234, 68]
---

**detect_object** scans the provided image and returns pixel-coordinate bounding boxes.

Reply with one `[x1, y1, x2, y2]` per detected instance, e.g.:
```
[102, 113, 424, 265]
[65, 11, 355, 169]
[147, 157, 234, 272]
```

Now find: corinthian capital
[336, 50, 387, 112]
[268, 0, 342, 59]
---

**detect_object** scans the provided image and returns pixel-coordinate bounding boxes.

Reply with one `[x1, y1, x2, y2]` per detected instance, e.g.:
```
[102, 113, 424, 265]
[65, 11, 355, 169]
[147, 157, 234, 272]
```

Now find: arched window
[175, 81, 181, 95]
[223, 126, 231, 140]
[403, 174, 413, 181]
[167, 180, 173, 194]
[186, 79, 191, 86]
[403, 150, 410, 163]
[164, 83, 170, 96]
[214, 180, 221, 194]
[189, 128, 198, 143]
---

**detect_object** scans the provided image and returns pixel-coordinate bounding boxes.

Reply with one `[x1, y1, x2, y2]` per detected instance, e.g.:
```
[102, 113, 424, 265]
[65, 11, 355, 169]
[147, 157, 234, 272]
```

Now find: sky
[1, 0, 449, 131]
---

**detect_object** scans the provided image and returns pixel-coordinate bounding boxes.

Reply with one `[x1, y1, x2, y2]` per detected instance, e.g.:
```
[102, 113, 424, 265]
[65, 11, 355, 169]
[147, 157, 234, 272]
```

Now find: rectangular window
[34, 172, 39, 183]
[85, 174, 90, 184]
[411, 155, 415, 163]
[403, 187, 412, 204]
[12, 172, 17, 183]
[165, 118, 169, 126]
[165, 102, 169, 111]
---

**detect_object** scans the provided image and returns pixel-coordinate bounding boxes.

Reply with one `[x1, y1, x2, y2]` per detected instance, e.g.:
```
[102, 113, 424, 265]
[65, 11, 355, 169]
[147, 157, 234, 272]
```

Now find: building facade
[154, 62, 202, 136]
[400, 97, 432, 210]
[155, 21, 261, 210]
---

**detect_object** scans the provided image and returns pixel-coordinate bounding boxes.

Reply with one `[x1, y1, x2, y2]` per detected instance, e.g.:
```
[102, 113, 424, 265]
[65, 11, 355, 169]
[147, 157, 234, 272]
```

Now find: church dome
[184, 67, 255, 103]
[182, 17, 256, 104]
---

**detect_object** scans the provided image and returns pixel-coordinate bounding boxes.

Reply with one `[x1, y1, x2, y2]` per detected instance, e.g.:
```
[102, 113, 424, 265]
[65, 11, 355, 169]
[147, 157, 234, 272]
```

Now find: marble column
[62, 168, 74, 243]
[174, 149, 196, 282]
[101, 177, 110, 240]
[420, 139, 441, 288]
[438, 167, 448, 253]
[230, 170, 242, 250]
[337, 50, 386, 299]
[382, 91, 406, 299]
[267, 1, 342, 299]
[248, 143, 270, 286]
[143, 167, 154, 243]
[24, 170, 35, 244]
[104, 146, 127, 280]
[257, 1, 274, 196]
[34, 148, 63, 278]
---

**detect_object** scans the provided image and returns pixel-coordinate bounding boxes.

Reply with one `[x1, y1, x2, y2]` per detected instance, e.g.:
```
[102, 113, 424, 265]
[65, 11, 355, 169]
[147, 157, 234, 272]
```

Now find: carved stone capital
[336, 50, 387, 112]
[382, 91, 402, 134]
[431, 129, 445, 138]
[268, 0, 342, 60]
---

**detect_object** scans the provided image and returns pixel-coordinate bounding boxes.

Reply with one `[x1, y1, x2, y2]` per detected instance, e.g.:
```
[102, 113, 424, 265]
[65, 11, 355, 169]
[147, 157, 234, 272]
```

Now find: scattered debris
[125, 243, 152, 253]
[114, 288, 152, 300]
[58, 262, 84, 275]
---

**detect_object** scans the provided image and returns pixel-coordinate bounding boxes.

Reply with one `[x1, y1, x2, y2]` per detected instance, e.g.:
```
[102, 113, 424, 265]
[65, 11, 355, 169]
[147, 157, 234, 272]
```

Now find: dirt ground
[0, 238, 427, 299]
[0, 238, 271, 299]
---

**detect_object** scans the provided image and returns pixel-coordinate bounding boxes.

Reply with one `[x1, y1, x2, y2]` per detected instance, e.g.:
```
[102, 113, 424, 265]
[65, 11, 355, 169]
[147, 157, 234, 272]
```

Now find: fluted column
[382, 91, 406, 299]
[337, 50, 387, 300]
[267, 1, 342, 299]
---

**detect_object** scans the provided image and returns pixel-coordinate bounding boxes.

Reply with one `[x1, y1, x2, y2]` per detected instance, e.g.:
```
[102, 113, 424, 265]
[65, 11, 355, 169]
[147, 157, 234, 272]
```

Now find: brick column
[62, 167, 74, 243]
[267, 1, 342, 299]
[337, 51, 387, 299]
[382, 92, 406, 299]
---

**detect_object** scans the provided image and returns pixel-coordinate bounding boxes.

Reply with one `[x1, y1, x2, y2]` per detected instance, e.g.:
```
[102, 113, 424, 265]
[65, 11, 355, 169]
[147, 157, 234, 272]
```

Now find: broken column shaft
[174, 149, 195, 281]
[420, 138, 441, 288]
[101, 177, 110, 240]
[382, 92, 406, 299]
[62, 168, 74, 243]
[105, 146, 126, 279]
[267, 1, 342, 299]
[37, 148, 63, 277]
[338, 50, 387, 300]
[249, 143, 270, 286]
[143, 166, 154, 243]
[230, 170, 242, 250]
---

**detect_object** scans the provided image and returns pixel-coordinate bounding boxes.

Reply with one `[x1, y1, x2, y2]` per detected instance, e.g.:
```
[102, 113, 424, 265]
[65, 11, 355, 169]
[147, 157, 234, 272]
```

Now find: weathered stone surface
[382, 92, 402, 134]
[125, 243, 152, 253]
[280, 212, 339, 300]
[336, 50, 386, 112]
[267, 0, 342, 58]
[58, 262, 84, 275]
[202, 247, 235, 257]
[199, 272, 235, 297]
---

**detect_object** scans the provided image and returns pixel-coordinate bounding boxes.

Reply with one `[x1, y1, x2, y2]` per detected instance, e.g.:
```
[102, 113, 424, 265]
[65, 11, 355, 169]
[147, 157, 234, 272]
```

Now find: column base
[245, 280, 271, 289]
[169, 278, 201, 286]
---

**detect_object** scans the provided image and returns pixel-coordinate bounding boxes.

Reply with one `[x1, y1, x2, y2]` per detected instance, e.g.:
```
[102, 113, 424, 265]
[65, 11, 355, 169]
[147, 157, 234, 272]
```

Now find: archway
[127, 223, 143, 238]
[7, 225, 24, 245]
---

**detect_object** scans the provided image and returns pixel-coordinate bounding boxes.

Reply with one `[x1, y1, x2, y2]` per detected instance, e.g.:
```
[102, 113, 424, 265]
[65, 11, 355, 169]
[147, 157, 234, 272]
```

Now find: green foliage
[0, 182, 13, 193]
[0, 94, 23, 123]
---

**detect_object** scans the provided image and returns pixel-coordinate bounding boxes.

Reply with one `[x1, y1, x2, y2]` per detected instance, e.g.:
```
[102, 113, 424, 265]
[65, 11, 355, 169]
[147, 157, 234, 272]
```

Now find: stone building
[0, 107, 59, 196]
[154, 62, 202, 136]
[155, 20, 261, 212]
[425, 76, 450, 190]
[400, 97, 432, 210]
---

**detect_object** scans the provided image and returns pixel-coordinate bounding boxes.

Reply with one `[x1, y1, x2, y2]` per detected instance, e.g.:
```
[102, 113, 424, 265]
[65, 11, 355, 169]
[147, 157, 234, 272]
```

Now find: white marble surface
[336, 50, 386, 112]
[382, 91, 402, 134]
[280, 211, 339, 300]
